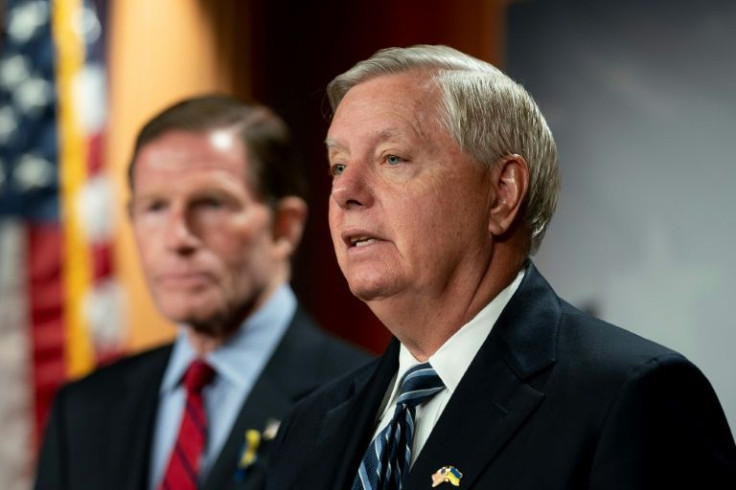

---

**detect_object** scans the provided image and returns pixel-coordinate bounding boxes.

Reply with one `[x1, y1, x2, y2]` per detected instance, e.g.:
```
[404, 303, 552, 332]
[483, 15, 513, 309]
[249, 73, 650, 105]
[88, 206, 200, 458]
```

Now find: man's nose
[330, 163, 373, 210]
[164, 207, 199, 253]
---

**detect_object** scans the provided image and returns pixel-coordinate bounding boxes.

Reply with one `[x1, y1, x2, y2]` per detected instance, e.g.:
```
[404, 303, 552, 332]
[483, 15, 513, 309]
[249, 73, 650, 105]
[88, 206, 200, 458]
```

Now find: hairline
[128, 123, 277, 207]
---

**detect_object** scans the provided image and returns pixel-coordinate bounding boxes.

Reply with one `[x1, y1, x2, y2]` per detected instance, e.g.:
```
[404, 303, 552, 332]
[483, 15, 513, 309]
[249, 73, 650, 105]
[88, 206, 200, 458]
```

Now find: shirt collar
[159, 284, 297, 394]
[393, 268, 526, 398]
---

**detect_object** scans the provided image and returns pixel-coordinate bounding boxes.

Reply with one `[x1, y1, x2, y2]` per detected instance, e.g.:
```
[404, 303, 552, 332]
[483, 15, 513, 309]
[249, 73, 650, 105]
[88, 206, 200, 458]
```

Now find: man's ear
[271, 196, 308, 258]
[488, 154, 529, 237]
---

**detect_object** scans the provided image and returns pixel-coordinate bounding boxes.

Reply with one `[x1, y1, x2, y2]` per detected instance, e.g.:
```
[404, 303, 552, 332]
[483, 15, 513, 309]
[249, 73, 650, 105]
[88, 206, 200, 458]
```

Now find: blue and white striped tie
[352, 362, 445, 490]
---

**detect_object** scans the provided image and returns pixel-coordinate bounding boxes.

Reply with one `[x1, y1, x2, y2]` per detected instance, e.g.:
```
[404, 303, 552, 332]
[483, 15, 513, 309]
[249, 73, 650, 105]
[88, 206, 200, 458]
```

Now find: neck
[185, 276, 289, 356]
[186, 328, 230, 356]
[369, 246, 525, 362]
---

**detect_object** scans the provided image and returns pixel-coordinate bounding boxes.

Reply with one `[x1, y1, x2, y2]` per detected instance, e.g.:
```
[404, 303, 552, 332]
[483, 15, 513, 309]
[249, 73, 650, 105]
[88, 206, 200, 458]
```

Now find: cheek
[209, 210, 270, 253]
[394, 186, 446, 239]
[327, 200, 339, 226]
[220, 219, 275, 270]
[403, 190, 481, 257]
[215, 231, 262, 270]
[133, 226, 162, 268]
[328, 206, 344, 250]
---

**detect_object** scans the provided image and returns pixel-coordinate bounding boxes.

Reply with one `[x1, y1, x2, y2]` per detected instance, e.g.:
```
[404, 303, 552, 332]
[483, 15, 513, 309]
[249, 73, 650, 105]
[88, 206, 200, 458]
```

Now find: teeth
[351, 237, 377, 247]
[355, 238, 376, 247]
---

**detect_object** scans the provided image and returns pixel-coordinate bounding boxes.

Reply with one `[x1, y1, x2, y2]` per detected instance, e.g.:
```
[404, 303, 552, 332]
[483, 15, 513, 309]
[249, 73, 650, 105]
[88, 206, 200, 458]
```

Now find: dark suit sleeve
[589, 354, 736, 489]
[34, 387, 69, 490]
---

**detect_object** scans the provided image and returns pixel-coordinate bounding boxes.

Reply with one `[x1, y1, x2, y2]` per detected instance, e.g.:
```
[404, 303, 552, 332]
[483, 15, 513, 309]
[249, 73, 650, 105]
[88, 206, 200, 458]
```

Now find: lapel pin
[431, 466, 463, 487]
[234, 429, 261, 481]
[262, 418, 281, 441]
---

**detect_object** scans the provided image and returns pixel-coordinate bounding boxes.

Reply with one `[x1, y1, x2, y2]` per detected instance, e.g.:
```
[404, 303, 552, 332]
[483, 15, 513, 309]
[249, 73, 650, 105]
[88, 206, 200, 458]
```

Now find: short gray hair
[327, 45, 559, 255]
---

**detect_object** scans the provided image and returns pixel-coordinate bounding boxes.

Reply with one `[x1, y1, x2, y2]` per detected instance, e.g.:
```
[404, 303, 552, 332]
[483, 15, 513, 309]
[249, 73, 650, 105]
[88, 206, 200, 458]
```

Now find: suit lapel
[406, 341, 545, 489]
[407, 262, 560, 489]
[306, 340, 400, 490]
[203, 315, 310, 490]
[107, 347, 171, 490]
[203, 307, 363, 490]
[203, 368, 291, 490]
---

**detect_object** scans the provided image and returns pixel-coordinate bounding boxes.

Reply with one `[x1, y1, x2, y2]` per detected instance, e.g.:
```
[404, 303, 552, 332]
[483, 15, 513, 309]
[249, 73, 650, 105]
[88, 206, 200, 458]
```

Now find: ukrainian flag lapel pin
[431, 466, 463, 487]
[234, 429, 261, 481]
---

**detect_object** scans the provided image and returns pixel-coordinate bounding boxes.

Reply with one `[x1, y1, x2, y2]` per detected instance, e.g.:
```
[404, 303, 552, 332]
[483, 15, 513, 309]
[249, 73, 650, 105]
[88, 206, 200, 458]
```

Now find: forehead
[134, 129, 250, 180]
[327, 72, 446, 149]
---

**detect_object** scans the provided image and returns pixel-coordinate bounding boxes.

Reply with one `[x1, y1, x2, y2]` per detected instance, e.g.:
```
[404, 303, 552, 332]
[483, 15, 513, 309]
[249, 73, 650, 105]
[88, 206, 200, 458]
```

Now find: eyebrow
[325, 129, 407, 152]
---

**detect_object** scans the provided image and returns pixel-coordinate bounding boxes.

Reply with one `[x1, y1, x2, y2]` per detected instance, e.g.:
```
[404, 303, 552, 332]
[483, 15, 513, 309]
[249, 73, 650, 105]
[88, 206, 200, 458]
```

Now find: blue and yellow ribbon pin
[234, 429, 261, 481]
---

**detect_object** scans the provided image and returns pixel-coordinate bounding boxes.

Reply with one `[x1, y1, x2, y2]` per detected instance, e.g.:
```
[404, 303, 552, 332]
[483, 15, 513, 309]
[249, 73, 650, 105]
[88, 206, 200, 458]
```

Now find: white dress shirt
[370, 269, 525, 465]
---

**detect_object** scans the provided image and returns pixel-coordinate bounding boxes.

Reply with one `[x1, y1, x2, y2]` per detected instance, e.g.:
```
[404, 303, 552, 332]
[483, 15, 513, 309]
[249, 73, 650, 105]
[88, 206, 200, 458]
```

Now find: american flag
[0, 0, 122, 487]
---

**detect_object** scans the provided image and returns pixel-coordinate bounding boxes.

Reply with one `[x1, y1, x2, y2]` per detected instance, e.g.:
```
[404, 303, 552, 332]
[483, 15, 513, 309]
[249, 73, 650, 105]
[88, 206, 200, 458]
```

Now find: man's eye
[331, 163, 346, 176]
[199, 197, 224, 209]
[144, 201, 165, 213]
[386, 155, 402, 165]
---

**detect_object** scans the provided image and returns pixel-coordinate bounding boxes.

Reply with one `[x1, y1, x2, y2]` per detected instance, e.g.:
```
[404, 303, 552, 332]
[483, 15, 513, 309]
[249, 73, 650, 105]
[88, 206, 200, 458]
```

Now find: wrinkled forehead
[337, 69, 441, 111]
[327, 72, 446, 144]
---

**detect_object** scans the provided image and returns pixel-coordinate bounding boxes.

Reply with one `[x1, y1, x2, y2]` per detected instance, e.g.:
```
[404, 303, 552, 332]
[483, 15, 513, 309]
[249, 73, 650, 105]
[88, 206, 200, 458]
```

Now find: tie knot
[184, 359, 215, 393]
[396, 362, 444, 410]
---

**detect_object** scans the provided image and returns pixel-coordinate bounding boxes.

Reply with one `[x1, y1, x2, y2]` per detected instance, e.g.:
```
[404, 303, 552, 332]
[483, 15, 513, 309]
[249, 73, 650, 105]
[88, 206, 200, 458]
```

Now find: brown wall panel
[247, 0, 509, 353]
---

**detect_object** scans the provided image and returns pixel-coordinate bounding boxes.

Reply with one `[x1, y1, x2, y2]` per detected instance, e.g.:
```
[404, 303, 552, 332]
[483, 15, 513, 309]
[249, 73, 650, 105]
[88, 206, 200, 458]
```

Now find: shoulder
[570, 316, 736, 484]
[273, 306, 373, 379]
[549, 300, 706, 400]
[558, 300, 677, 365]
[555, 302, 734, 445]
[295, 356, 379, 411]
[276, 354, 379, 428]
[269, 358, 379, 445]
[55, 344, 171, 405]
[253, 305, 373, 407]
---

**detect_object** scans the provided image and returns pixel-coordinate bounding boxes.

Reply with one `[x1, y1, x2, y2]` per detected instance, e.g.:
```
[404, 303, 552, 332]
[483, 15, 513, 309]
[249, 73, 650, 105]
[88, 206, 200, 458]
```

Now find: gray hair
[327, 45, 559, 255]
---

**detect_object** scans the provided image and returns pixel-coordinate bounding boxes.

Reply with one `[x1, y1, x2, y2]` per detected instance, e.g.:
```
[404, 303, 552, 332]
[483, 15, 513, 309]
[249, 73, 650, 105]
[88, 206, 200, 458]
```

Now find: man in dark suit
[265, 45, 736, 489]
[34, 95, 370, 490]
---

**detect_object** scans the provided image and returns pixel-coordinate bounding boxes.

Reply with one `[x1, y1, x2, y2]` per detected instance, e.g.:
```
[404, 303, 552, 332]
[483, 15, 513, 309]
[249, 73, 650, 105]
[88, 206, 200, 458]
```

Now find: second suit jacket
[266, 263, 736, 489]
[34, 306, 371, 490]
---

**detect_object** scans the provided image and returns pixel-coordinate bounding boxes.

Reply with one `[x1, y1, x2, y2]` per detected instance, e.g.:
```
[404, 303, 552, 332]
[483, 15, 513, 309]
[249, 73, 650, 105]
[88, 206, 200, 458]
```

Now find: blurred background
[0, 0, 733, 487]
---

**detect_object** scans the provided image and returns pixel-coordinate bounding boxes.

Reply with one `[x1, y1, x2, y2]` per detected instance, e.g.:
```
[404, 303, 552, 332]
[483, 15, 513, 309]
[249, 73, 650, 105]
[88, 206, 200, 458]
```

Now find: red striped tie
[159, 359, 215, 490]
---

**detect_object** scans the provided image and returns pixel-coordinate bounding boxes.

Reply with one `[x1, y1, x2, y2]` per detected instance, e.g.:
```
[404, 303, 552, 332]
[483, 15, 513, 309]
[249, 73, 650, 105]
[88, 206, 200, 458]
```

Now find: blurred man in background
[35, 94, 369, 490]
[266, 45, 736, 489]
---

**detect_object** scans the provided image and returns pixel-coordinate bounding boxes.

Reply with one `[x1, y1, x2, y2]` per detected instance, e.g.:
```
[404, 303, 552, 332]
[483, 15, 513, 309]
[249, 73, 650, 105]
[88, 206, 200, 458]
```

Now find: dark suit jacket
[34, 306, 371, 490]
[266, 264, 736, 489]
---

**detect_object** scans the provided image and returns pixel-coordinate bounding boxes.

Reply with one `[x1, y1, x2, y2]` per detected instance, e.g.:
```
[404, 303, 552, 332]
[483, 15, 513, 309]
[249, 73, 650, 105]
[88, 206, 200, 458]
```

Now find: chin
[158, 299, 217, 326]
[154, 286, 211, 314]
[166, 309, 213, 327]
[348, 277, 398, 303]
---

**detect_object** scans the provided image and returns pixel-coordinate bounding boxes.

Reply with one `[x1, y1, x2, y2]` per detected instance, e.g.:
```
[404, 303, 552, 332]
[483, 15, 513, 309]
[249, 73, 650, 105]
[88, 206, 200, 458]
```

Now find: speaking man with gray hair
[265, 45, 736, 489]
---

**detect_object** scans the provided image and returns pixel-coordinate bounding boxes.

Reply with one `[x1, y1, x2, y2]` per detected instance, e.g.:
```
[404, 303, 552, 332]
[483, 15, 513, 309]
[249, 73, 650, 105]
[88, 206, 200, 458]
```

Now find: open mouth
[342, 230, 384, 249]
[349, 236, 379, 247]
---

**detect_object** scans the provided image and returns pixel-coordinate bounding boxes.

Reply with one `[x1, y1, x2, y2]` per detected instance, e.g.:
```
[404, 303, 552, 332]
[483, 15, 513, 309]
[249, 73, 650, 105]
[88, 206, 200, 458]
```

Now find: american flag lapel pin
[262, 418, 280, 441]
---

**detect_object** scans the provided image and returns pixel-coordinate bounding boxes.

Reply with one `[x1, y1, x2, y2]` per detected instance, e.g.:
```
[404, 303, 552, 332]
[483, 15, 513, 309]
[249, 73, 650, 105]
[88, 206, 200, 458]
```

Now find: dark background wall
[246, 0, 508, 353]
